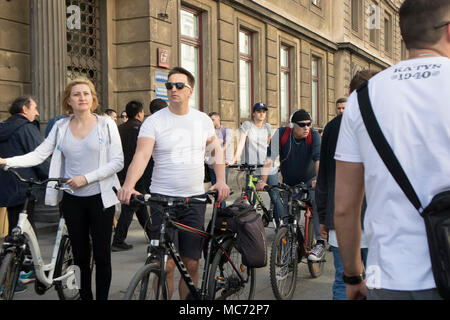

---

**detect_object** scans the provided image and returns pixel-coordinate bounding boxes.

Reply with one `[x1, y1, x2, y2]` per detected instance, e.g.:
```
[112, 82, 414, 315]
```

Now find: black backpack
[208, 202, 267, 268]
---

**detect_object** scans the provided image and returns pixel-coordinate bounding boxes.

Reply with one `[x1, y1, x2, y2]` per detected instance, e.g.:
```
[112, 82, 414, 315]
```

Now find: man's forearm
[334, 160, 365, 276]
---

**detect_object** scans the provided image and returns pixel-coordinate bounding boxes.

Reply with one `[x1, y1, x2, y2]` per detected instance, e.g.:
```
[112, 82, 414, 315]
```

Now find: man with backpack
[256, 109, 326, 261]
[334, 0, 450, 300]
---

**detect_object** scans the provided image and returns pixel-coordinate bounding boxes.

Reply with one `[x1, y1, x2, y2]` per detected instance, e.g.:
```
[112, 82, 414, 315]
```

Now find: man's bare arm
[334, 160, 366, 299]
[335, 160, 365, 274]
[117, 137, 155, 204]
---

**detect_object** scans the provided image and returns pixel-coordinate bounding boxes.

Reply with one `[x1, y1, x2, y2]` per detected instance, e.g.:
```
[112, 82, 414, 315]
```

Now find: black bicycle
[267, 183, 326, 300]
[119, 189, 255, 300]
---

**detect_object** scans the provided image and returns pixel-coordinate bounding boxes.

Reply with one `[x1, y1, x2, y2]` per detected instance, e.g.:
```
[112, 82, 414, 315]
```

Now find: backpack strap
[280, 126, 291, 149]
[357, 82, 423, 213]
[306, 130, 312, 148]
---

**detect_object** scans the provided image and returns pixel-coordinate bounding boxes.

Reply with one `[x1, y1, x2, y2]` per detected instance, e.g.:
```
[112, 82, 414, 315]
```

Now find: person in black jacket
[0, 96, 50, 235]
[316, 70, 378, 300]
[112, 99, 166, 251]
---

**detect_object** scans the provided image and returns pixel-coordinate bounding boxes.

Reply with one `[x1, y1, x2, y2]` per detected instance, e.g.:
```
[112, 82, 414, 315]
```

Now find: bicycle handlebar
[264, 182, 309, 194]
[112, 187, 219, 208]
[1, 165, 69, 186]
[227, 163, 265, 172]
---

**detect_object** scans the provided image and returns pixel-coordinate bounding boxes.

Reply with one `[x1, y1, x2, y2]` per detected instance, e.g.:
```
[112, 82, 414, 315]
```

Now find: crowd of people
[0, 0, 448, 301]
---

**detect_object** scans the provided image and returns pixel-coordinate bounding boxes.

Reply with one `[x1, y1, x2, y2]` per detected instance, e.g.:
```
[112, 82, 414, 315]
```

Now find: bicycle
[267, 182, 326, 300]
[228, 164, 275, 227]
[0, 166, 80, 300]
[120, 188, 255, 300]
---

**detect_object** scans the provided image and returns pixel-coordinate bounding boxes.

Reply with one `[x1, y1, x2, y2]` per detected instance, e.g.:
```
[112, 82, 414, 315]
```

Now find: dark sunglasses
[165, 82, 192, 90]
[295, 121, 312, 128]
[120, 115, 128, 119]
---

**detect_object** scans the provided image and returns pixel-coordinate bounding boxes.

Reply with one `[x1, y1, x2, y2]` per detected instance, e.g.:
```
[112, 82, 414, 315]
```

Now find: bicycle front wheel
[0, 251, 22, 300]
[270, 226, 298, 300]
[54, 235, 81, 300]
[123, 263, 168, 300]
[208, 238, 255, 300]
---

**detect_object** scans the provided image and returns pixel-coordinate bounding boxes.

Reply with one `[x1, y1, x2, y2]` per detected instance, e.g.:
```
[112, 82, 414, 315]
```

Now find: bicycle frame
[5, 212, 75, 288]
[150, 204, 246, 300]
[1, 167, 76, 290]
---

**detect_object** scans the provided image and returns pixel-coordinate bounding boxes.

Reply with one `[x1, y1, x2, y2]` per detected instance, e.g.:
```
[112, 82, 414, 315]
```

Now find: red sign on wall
[158, 48, 170, 68]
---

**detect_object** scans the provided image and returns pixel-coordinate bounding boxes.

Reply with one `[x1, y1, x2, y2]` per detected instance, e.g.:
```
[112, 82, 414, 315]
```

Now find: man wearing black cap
[257, 109, 326, 260]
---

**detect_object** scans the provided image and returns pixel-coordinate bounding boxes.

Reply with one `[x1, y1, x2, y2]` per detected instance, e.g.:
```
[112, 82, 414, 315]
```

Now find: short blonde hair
[62, 78, 98, 113]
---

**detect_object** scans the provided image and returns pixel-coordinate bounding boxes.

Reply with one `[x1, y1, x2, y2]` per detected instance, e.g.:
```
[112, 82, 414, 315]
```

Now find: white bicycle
[0, 166, 81, 300]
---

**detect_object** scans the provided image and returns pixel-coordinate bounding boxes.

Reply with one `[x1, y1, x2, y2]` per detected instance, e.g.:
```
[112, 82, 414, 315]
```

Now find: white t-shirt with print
[335, 56, 450, 291]
[138, 107, 215, 197]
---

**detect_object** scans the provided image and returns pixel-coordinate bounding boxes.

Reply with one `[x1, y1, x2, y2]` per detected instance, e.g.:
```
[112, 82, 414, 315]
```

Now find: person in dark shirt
[112, 99, 167, 251]
[257, 109, 326, 260]
[316, 70, 378, 299]
[0, 96, 50, 235]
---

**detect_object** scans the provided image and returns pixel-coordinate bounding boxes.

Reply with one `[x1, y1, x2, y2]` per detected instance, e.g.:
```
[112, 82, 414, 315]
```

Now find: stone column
[30, 0, 67, 125]
[30, 0, 67, 229]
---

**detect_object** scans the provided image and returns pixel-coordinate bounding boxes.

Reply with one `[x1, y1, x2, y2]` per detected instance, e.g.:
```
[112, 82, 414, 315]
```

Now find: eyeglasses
[120, 115, 128, 119]
[295, 121, 312, 128]
[165, 82, 192, 90]
[434, 21, 450, 29]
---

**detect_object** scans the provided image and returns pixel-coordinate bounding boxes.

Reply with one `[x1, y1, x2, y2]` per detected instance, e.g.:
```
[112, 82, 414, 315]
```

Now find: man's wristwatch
[342, 272, 366, 285]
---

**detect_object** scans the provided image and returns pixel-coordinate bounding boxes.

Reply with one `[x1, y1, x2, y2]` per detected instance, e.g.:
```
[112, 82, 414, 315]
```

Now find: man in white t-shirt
[334, 0, 450, 300]
[117, 67, 230, 299]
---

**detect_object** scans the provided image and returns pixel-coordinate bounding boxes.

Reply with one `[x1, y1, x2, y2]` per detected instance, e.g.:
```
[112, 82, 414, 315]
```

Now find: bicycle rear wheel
[54, 235, 81, 300]
[270, 226, 298, 300]
[307, 215, 326, 278]
[0, 251, 21, 300]
[208, 238, 255, 300]
[123, 263, 168, 300]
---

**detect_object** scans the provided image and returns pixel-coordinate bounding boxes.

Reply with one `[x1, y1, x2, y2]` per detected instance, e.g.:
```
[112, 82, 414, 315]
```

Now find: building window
[180, 8, 202, 110]
[384, 13, 392, 54]
[311, 0, 321, 7]
[239, 30, 253, 119]
[311, 56, 320, 125]
[66, 0, 103, 107]
[280, 46, 290, 123]
[351, 0, 360, 32]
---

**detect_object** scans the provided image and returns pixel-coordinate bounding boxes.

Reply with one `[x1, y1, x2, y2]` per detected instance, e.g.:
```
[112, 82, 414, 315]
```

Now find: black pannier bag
[358, 84, 450, 300]
[207, 202, 267, 268]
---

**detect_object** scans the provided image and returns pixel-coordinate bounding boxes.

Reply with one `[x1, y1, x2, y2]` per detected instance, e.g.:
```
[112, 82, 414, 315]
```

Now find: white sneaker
[308, 243, 325, 261]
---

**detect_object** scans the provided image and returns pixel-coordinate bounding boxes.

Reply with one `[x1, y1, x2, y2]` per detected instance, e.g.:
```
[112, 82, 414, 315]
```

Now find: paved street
[5, 192, 334, 301]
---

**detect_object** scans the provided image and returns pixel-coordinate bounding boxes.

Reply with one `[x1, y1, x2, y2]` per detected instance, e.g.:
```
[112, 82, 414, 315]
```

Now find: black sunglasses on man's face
[165, 82, 192, 90]
[295, 121, 312, 128]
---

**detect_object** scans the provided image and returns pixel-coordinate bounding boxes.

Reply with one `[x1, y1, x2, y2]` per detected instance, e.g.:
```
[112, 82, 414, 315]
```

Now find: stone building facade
[0, 0, 406, 131]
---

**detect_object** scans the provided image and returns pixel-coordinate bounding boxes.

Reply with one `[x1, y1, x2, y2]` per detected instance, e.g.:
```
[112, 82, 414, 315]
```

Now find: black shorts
[149, 193, 207, 260]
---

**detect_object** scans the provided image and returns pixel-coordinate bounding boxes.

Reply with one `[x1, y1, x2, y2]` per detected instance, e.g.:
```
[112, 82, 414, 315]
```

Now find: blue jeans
[331, 246, 368, 300]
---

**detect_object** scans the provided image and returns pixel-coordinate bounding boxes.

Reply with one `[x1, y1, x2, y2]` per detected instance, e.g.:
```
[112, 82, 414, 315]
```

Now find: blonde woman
[0, 78, 124, 300]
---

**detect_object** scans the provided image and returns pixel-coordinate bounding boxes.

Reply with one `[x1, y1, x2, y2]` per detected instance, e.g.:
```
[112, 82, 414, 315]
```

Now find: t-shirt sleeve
[204, 115, 216, 139]
[239, 121, 251, 135]
[138, 116, 156, 140]
[334, 92, 363, 163]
